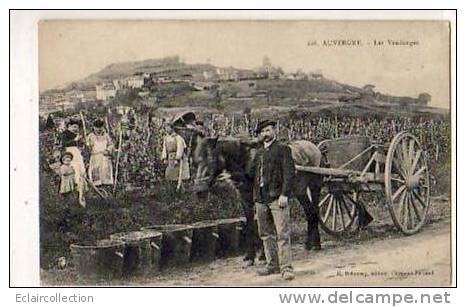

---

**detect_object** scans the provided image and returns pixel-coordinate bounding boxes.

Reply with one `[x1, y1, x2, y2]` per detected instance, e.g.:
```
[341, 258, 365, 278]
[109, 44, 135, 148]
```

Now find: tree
[417, 92, 431, 105]
[112, 88, 141, 108]
[362, 84, 376, 99]
[262, 56, 272, 69]
[276, 66, 284, 75]
[289, 109, 300, 120]
[362, 84, 376, 92]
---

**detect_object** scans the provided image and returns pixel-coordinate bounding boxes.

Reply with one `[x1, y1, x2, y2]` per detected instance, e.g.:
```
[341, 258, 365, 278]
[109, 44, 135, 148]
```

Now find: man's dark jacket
[251, 140, 295, 203]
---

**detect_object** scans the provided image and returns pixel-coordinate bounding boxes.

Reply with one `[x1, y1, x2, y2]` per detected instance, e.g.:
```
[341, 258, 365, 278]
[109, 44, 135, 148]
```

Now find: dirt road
[42, 198, 452, 287]
[122, 218, 452, 287]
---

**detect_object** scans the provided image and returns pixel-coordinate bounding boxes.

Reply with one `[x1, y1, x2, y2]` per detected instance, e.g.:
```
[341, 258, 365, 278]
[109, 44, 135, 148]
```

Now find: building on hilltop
[39, 93, 73, 115]
[310, 70, 324, 80]
[113, 79, 124, 91]
[203, 70, 214, 80]
[125, 75, 145, 89]
[96, 83, 116, 101]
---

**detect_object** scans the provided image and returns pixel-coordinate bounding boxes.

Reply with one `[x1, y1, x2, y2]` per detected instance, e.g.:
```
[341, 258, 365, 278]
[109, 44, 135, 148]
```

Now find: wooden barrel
[70, 239, 125, 281]
[141, 224, 193, 268]
[110, 230, 162, 277]
[216, 217, 246, 257]
[190, 221, 220, 262]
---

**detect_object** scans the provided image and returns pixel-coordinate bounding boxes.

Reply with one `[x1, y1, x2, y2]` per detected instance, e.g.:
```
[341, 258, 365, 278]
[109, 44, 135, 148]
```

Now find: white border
[8, 9, 458, 304]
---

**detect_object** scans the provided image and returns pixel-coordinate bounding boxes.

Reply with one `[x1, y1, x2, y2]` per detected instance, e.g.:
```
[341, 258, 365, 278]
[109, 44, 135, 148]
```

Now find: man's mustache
[262, 135, 274, 141]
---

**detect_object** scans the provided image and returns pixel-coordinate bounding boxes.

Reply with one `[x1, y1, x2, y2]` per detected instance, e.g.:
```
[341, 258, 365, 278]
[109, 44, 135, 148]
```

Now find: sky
[39, 20, 451, 108]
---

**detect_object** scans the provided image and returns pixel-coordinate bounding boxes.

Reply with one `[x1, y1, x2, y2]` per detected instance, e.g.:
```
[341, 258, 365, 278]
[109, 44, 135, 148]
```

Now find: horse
[189, 130, 324, 262]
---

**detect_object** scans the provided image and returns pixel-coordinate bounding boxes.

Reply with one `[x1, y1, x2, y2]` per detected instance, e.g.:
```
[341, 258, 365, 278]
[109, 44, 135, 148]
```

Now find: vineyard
[39, 106, 451, 270]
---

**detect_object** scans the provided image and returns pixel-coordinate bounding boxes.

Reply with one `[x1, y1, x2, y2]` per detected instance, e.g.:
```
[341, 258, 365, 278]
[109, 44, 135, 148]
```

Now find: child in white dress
[59, 152, 76, 194]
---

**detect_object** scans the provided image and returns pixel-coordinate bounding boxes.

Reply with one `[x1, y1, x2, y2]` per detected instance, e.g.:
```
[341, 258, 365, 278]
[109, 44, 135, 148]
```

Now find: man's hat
[172, 111, 197, 127]
[67, 119, 81, 127]
[255, 119, 277, 134]
[93, 118, 105, 128]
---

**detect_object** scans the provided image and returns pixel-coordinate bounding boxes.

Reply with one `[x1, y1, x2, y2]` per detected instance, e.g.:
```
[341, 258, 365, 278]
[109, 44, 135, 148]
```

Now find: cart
[295, 132, 431, 236]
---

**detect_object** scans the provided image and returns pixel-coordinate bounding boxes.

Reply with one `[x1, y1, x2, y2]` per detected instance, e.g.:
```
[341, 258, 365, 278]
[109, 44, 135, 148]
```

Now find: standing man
[253, 119, 295, 281]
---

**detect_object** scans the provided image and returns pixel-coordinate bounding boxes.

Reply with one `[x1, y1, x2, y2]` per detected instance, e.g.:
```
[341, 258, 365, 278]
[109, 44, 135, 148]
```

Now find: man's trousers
[255, 199, 293, 273]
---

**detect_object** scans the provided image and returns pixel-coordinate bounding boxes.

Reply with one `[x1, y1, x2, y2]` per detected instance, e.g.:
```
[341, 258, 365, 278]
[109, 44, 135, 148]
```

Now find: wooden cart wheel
[315, 190, 358, 236]
[315, 141, 358, 235]
[385, 132, 430, 235]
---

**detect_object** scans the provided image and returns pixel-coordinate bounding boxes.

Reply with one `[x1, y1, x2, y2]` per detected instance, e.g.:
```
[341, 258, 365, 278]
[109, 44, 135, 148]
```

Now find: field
[39, 95, 452, 285]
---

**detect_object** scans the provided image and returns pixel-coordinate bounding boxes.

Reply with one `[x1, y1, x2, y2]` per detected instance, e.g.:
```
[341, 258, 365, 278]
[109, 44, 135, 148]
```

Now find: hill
[58, 56, 359, 94]
[42, 56, 445, 118]
[77, 56, 257, 85]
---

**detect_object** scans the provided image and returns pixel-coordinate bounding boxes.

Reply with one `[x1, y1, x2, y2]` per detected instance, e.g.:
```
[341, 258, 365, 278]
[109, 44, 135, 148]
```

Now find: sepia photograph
[13, 15, 454, 287]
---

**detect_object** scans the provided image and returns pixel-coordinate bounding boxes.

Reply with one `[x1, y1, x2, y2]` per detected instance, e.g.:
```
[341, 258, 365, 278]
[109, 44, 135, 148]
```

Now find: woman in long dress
[161, 124, 190, 187]
[87, 119, 114, 187]
[60, 119, 87, 207]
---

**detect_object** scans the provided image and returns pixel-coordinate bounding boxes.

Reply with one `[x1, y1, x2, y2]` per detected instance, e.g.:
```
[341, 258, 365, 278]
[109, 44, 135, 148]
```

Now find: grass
[39, 170, 243, 270]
